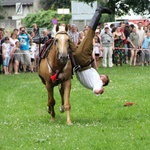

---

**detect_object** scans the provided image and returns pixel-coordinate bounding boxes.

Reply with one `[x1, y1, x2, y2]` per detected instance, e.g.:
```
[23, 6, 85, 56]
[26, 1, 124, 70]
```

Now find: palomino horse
[38, 28, 72, 125]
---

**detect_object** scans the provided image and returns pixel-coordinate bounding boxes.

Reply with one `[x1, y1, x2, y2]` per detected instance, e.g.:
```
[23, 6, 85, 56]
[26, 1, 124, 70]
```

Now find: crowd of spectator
[0, 21, 150, 75]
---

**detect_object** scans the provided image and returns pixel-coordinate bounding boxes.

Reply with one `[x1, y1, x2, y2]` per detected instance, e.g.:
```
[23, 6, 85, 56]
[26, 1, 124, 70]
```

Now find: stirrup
[73, 65, 81, 72]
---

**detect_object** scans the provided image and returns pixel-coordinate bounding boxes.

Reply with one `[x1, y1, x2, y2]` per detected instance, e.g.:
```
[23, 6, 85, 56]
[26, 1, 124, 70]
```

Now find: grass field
[0, 65, 150, 150]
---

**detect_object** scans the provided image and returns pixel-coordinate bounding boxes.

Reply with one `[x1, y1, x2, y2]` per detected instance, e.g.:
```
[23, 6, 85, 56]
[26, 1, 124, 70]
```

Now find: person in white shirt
[29, 40, 36, 72]
[2, 36, 11, 74]
[136, 22, 145, 64]
[136, 22, 145, 48]
[70, 6, 111, 95]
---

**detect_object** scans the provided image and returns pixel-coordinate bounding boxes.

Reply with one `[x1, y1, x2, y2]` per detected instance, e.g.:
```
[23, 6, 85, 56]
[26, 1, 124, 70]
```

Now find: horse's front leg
[61, 80, 72, 125]
[46, 82, 55, 122]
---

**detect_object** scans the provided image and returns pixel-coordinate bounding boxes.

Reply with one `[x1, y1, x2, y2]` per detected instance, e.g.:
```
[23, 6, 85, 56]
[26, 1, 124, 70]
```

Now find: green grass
[0, 65, 150, 150]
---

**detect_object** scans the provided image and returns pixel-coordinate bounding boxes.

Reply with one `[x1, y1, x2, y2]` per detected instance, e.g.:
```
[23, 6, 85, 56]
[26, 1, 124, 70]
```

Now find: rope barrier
[0, 47, 150, 56]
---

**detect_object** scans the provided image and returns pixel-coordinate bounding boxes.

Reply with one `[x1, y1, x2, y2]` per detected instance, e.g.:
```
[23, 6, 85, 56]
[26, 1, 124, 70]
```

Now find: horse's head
[54, 31, 70, 64]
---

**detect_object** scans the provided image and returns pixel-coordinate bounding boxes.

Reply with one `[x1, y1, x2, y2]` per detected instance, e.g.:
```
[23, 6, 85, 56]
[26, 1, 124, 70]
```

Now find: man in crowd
[18, 27, 32, 73]
[100, 26, 114, 68]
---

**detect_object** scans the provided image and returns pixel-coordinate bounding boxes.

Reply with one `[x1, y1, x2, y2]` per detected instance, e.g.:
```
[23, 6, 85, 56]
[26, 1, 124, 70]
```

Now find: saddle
[40, 38, 54, 59]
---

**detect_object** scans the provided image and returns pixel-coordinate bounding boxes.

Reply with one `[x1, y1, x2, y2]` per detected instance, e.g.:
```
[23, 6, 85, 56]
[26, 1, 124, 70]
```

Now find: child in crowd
[141, 31, 150, 66]
[2, 36, 11, 74]
[93, 35, 101, 68]
[29, 40, 36, 72]
[11, 41, 21, 74]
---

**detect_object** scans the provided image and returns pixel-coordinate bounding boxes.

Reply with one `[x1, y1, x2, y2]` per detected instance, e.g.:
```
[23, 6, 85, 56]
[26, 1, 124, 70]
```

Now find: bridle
[46, 31, 70, 82]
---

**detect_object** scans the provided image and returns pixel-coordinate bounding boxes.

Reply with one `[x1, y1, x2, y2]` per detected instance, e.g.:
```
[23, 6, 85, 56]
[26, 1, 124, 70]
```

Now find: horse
[38, 26, 73, 125]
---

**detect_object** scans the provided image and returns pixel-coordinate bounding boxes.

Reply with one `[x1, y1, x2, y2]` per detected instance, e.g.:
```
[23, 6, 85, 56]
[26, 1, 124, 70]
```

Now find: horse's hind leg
[46, 82, 55, 121]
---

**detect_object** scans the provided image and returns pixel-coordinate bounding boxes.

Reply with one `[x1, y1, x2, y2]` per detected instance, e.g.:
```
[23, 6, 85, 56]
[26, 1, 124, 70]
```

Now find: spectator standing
[32, 23, 40, 37]
[13, 28, 19, 35]
[129, 24, 135, 33]
[136, 22, 145, 64]
[129, 27, 140, 66]
[93, 35, 101, 68]
[42, 29, 49, 44]
[11, 41, 21, 74]
[0, 28, 4, 74]
[18, 27, 32, 73]
[112, 26, 126, 66]
[76, 31, 84, 47]
[101, 26, 114, 67]
[143, 26, 148, 34]
[110, 23, 115, 33]
[9, 33, 19, 73]
[34, 44, 40, 72]
[95, 28, 101, 39]
[141, 32, 150, 66]
[29, 40, 36, 72]
[68, 24, 79, 44]
[123, 25, 130, 64]
[147, 23, 150, 32]
[2, 36, 11, 74]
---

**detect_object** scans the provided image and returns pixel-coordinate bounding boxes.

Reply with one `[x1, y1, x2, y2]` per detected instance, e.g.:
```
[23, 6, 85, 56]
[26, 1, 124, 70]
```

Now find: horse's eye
[68, 39, 70, 43]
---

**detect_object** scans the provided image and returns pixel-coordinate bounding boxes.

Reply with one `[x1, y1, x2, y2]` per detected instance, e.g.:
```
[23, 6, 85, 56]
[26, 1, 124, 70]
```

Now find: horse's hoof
[59, 105, 65, 113]
[67, 121, 73, 126]
[50, 117, 55, 122]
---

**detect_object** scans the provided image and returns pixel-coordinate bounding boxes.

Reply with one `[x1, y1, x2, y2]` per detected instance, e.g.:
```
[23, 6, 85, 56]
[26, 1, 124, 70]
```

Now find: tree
[22, 9, 71, 29]
[77, 0, 150, 16]
[40, 0, 71, 10]
[0, 0, 5, 19]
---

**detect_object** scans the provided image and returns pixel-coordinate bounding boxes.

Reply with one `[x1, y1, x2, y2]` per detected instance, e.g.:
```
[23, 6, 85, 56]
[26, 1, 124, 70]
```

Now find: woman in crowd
[76, 31, 84, 47]
[112, 26, 126, 66]
[129, 27, 140, 66]
[9, 33, 19, 73]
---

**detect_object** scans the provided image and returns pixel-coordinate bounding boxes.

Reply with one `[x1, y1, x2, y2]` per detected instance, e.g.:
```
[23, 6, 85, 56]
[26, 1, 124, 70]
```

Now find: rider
[69, 5, 111, 95]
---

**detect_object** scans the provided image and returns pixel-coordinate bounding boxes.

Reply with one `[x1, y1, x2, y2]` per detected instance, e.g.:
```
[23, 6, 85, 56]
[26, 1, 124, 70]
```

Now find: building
[71, 1, 97, 31]
[0, 0, 42, 29]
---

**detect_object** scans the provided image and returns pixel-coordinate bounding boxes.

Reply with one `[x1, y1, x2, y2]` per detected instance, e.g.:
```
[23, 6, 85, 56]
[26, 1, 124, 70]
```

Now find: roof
[1, 0, 34, 6]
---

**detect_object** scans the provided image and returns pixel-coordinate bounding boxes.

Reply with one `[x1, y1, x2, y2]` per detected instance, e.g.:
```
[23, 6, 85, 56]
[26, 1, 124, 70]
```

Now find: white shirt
[29, 43, 36, 59]
[136, 28, 145, 46]
[93, 43, 100, 54]
[2, 42, 11, 57]
[9, 38, 18, 53]
[76, 68, 103, 95]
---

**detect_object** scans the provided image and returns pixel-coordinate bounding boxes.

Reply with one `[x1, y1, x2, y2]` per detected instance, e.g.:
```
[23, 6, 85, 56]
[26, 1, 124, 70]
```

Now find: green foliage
[40, 0, 71, 10]
[78, 0, 150, 16]
[0, 15, 4, 19]
[101, 14, 115, 23]
[22, 9, 71, 29]
[0, 65, 150, 149]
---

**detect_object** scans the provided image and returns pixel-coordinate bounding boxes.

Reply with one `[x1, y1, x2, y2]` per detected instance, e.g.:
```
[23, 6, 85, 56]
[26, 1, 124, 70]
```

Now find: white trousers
[102, 46, 113, 67]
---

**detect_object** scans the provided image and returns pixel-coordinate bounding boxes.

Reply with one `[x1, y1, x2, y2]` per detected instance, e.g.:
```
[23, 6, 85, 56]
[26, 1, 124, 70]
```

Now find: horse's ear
[65, 24, 68, 32]
[56, 24, 59, 32]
